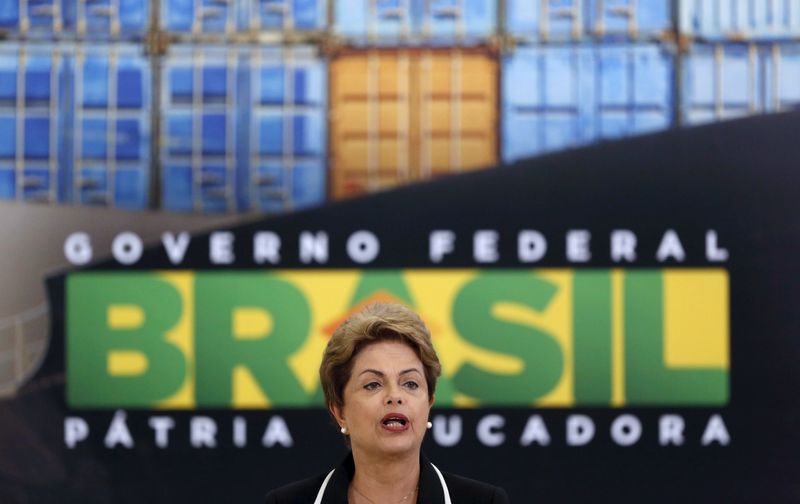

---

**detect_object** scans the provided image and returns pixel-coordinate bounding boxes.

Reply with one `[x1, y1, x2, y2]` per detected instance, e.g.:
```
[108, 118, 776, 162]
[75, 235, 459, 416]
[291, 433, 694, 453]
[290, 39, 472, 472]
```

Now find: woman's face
[333, 340, 432, 459]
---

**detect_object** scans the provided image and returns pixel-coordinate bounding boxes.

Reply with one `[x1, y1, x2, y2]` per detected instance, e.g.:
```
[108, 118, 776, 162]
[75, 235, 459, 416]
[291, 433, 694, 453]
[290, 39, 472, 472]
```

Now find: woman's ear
[330, 403, 345, 426]
[429, 393, 435, 407]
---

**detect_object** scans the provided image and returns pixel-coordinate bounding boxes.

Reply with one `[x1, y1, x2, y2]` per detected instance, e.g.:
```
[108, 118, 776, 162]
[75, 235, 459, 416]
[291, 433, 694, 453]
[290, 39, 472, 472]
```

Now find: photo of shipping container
[333, 0, 497, 45]
[502, 43, 674, 162]
[245, 0, 327, 34]
[505, 0, 672, 42]
[161, 45, 240, 212]
[63, 0, 149, 40]
[329, 47, 497, 200]
[68, 44, 150, 208]
[0, 0, 65, 39]
[0, 44, 66, 203]
[161, 0, 248, 35]
[680, 0, 800, 41]
[682, 42, 800, 125]
[246, 46, 326, 213]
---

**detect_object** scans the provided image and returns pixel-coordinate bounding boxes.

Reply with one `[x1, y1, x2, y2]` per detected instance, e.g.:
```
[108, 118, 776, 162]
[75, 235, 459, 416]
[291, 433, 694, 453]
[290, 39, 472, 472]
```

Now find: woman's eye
[404, 381, 419, 390]
[364, 382, 380, 391]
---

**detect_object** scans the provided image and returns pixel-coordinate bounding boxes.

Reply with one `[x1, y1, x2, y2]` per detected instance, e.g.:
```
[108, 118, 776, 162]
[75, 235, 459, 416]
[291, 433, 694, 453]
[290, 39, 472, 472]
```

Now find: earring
[340, 426, 348, 435]
[427, 421, 433, 430]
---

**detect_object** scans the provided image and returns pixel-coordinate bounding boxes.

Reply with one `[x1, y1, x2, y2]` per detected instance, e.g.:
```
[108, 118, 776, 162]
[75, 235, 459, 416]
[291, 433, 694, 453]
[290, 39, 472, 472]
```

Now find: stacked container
[680, 1, 800, 125]
[502, 0, 676, 163]
[329, 0, 499, 200]
[2, 1, 799, 212]
[0, 0, 151, 207]
[159, 0, 328, 213]
[0, 44, 66, 202]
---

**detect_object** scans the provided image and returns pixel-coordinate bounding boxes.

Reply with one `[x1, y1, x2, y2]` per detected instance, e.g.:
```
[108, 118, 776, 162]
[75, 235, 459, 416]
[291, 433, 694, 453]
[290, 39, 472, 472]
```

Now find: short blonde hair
[320, 302, 441, 415]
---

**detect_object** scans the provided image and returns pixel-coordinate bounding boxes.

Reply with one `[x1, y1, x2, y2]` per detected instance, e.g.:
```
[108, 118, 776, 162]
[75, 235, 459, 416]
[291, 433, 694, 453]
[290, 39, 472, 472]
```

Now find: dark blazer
[265, 452, 510, 504]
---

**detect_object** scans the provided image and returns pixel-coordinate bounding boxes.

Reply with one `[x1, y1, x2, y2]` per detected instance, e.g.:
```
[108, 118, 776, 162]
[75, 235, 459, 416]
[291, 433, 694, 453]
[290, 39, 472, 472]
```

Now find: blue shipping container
[246, 0, 327, 31]
[506, 0, 672, 42]
[334, 0, 496, 44]
[0, 45, 66, 202]
[162, 0, 248, 34]
[680, 0, 800, 41]
[0, 0, 148, 40]
[0, 0, 64, 39]
[682, 42, 800, 125]
[69, 45, 150, 208]
[64, 0, 149, 39]
[502, 43, 674, 162]
[161, 46, 241, 212]
[245, 45, 326, 213]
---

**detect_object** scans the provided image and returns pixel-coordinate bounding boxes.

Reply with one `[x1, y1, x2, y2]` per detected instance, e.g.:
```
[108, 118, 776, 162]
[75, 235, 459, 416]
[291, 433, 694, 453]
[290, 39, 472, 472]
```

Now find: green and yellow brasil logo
[67, 269, 729, 409]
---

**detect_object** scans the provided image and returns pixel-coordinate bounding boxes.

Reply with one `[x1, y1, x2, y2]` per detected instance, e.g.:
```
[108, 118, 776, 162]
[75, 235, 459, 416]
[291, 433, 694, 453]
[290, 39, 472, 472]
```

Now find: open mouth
[381, 413, 409, 430]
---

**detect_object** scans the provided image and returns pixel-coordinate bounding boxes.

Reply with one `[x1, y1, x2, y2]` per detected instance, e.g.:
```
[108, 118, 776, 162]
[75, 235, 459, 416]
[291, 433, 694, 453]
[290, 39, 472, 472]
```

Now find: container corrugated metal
[502, 43, 674, 162]
[0, 0, 65, 39]
[162, 0, 248, 34]
[333, 0, 497, 45]
[0, 44, 66, 203]
[161, 45, 241, 212]
[64, 0, 149, 39]
[330, 48, 497, 200]
[506, 0, 672, 42]
[245, 46, 327, 213]
[0, 0, 148, 40]
[69, 45, 150, 208]
[246, 0, 327, 32]
[680, 0, 800, 41]
[682, 42, 800, 125]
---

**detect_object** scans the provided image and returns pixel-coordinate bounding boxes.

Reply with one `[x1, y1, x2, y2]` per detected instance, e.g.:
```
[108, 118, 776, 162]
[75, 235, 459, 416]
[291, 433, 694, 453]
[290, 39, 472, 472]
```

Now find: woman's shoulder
[264, 472, 329, 504]
[439, 471, 511, 504]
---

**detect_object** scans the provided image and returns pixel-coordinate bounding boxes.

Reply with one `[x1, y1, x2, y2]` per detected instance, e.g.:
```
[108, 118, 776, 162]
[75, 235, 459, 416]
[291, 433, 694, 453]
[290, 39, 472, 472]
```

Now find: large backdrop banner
[3, 112, 800, 502]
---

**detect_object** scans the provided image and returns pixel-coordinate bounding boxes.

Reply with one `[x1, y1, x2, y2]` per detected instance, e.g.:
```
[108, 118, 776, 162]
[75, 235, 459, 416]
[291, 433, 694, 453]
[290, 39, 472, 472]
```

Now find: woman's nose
[385, 386, 403, 405]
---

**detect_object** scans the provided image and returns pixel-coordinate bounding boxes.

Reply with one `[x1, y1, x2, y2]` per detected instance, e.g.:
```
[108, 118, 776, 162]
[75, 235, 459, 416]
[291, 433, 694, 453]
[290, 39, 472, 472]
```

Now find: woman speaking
[266, 302, 510, 503]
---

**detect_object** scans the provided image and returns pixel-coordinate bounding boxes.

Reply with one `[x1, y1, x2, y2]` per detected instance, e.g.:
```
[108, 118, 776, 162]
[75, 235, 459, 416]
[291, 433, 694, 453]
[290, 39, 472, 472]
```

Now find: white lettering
[262, 416, 293, 447]
[656, 229, 686, 262]
[64, 232, 93, 265]
[161, 232, 190, 265]
[112, 232, 143, 266]
[701, 415, 730, 446]
[64, 417, 89, 448]
[518, 230, 547, 263]
[474, 230, 499, 263]
[299, 231, 328, 264]
[566, 414, 595, 446]
[610, 414, 642, 446]
[234, 416, 247, 448]
[191, 416, 218, 448]
[706, 230, 729, 262]
[520, 415, 551, 446]
[347, 231, 380, 264]
[429, 230, 455, 263]
[105, 410, 134, 448]
[210, 231, 234, 264]
[659, 414, 685, 446]
[254, 231, 281, 265]
[148, 416, 175, 448]
[566, 230, 591, 262]
[610, 229, 637, 263]
[432, 415, 462, 447]
[476, 414, 505, 447]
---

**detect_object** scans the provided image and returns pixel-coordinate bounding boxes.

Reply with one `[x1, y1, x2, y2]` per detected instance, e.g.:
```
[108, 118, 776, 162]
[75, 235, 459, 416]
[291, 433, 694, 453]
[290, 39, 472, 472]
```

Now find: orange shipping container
[329, 48, 498, 200]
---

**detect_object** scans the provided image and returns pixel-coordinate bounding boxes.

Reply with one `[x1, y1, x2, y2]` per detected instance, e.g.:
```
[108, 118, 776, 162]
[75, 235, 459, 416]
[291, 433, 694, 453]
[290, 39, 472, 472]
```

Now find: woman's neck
[350, 448, 421, 503]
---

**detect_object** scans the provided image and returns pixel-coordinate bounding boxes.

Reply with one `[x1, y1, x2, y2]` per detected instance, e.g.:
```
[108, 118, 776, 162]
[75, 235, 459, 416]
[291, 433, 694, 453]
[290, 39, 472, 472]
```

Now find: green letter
[452, 271, 563, 405]
[624, 271, 728, 405]
[573, 271, 613, 404]
[195, 273, 310, 407]
[67, 273, 185, 407]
